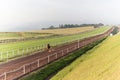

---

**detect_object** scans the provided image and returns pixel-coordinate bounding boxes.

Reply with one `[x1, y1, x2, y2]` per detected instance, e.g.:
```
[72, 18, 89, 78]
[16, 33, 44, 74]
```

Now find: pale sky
[0, 0, 120, 31]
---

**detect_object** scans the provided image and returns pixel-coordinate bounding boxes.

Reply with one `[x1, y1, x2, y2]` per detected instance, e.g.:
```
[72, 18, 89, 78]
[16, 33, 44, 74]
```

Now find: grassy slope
[51, 33, 120, 80]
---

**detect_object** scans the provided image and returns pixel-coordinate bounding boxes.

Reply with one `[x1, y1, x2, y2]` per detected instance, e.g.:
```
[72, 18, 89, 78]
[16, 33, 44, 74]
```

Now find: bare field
[0, 32, 52, 40]
[31, 26, 94, 35]
[0, 27, 94, 40]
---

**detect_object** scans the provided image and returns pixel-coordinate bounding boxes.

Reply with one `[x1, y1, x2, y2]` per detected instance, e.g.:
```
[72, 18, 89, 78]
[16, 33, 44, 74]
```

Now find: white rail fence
[0, 27, 112, 61]
[0, 27, 114, 80]
[0, 37, 82, 61]
[0, 45, 79, 80]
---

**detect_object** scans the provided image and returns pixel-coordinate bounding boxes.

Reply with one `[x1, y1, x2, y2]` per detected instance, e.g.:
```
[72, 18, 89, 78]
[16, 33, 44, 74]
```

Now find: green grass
[51, 33, 120, 80]
[0, 26, 111, 61]
[20, 38, 105, 80]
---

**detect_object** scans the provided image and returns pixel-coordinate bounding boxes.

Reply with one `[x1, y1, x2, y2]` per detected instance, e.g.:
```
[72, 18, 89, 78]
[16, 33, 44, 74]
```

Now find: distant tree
[49, 26, 55, 29]
[94, 23, 104, 28]
[98, 23, 104, 26]
[112, 26, 119, 35]
[42, 28, 46, 30]
[94, 25, 99, 28]
[43, 23, 105, 30]
[59, 24, 64, 28]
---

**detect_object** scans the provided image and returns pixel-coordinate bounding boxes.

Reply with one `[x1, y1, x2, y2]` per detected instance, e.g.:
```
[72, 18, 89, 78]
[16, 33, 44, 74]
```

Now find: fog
[0, 0, 120, 31]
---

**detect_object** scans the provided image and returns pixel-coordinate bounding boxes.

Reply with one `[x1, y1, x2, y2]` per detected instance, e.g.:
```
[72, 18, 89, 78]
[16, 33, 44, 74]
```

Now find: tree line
[42, 23, 104, 30]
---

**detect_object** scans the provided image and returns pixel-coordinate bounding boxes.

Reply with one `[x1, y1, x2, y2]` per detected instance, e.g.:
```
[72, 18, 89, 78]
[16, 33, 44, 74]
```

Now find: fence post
[67, 48, 69, 53]
[37, 59, 40, 67]
[62, 50, 64, 56]
[55, 53, 57, 59]
[48, 56, 50, 63]
[23, 65, 26, 74]
[4, 72, 7, 80]
[78, 40, 80, 48]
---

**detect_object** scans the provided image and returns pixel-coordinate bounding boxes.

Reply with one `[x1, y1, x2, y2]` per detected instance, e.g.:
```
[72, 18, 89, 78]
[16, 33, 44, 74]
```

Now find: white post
[23, 65, 26, 74]
[67, 48, 69, 53]
[4, 72, 7, 80]
[55, 53, 57, 59]
[62, 50, 64, 56]
[37, 59, 40, 67]
[78, 40, 80, 48]
[48, 56, 50, 63]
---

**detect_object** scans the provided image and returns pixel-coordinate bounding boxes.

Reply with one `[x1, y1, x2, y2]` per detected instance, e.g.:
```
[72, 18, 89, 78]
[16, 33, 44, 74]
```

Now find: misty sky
[0, 0, 120, 31]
